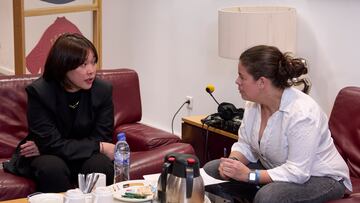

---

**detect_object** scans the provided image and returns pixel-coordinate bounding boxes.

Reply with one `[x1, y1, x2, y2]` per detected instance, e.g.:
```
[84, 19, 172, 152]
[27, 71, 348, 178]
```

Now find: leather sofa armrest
[115, 123, 181, 151]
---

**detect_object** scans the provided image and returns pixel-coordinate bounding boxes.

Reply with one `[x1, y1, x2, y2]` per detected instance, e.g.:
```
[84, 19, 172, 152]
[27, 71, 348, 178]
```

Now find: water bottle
[114, 132, 130, 183]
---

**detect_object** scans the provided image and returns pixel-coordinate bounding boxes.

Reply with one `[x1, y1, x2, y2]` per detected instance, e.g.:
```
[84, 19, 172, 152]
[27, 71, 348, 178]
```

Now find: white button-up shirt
[232, 87, 352, 191]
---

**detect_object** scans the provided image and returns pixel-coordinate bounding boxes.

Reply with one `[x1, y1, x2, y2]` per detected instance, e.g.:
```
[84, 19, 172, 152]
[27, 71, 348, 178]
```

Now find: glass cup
[64, 189, 86, 203]
[92, 186, 113, 203]
[93, 173, 106, 190]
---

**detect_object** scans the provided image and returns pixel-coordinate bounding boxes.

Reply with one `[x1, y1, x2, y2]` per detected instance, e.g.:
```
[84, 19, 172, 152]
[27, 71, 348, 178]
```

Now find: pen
[224, 147, 227, 157]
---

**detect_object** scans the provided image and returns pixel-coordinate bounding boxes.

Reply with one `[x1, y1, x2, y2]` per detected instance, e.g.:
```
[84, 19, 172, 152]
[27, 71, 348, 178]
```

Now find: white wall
[2, 0, 360, 136]
[102, 0, 360, 136]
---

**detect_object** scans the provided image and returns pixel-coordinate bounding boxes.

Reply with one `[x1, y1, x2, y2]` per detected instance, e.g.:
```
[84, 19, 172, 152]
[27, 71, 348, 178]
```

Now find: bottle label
[114, 152, 130, 165]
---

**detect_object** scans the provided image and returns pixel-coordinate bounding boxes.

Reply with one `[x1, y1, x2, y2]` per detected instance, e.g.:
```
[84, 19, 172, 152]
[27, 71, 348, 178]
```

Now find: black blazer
[26, 77, 114, 161]
[3, 76, 114, 177]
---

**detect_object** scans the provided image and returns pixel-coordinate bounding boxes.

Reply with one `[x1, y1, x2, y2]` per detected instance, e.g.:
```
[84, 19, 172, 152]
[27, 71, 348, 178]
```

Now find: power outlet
[186, 96, 193, 109]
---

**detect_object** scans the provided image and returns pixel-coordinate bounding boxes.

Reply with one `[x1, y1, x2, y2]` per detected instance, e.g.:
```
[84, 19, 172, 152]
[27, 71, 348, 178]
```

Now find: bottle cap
[117, 132, 126, 141]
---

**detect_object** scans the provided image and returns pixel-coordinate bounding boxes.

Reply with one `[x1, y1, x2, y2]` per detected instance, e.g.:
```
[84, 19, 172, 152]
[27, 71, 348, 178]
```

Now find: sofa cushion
[0, 168, 36, 200]
[327, 194, 360, 203]
[115, 123, 181, 151]
[351, 177, 360, 195]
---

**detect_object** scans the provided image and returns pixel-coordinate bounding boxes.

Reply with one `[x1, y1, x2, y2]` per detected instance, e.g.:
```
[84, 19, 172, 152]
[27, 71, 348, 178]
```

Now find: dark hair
[42, 33, 98, 83]
[239, 45, 308, 89]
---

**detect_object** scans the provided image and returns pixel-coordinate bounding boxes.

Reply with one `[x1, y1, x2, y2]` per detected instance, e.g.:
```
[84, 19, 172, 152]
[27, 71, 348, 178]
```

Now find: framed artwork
[12, 0, 102, 75]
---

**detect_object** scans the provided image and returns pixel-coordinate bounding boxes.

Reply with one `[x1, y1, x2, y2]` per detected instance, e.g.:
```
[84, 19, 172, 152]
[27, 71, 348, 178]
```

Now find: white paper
[200, 168, 228, 185]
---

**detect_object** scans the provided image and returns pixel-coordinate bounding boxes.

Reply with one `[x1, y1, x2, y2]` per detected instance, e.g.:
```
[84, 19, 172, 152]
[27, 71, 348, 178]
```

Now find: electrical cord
[171, 100, 190, 134]
[205, 125, 210, 163]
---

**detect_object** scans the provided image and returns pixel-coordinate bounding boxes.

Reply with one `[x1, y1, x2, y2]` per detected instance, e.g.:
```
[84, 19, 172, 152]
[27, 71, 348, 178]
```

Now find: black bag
[3, 138, 33, 178]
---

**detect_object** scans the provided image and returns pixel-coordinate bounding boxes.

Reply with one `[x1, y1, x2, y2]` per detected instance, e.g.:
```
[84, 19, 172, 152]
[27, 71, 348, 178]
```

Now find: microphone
[205, 84, 244, 121]
[205, 84, 220, 105]
[205, 84, 215, 94]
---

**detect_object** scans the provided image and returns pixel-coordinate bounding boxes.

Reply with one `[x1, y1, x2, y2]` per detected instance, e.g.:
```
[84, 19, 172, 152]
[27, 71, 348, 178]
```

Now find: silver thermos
[157, 153, 204, 203]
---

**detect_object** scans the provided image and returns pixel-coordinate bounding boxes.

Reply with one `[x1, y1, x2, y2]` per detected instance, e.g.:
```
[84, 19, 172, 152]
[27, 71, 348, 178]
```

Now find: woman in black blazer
[6, 33, 115, 192]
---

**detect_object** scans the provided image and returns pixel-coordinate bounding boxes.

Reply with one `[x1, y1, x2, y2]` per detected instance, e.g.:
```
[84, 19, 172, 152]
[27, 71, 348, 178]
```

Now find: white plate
[28, 193, 64, 203]
[112, 180, 155, 202]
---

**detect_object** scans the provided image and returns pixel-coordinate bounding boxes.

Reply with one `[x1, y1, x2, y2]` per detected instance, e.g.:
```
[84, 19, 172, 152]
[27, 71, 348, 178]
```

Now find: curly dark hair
[239, 45, 307, 89]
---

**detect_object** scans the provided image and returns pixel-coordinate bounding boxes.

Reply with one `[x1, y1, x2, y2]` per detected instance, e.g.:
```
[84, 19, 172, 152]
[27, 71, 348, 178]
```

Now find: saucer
[28, 193, 63, 203]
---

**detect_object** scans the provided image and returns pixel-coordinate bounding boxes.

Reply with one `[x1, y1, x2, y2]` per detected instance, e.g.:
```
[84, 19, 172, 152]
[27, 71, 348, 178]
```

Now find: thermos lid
[166, 153, 200, 178]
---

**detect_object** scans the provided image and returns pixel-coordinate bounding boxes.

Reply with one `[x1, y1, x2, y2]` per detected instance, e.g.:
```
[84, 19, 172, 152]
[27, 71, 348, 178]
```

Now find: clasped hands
[20, 140, 115, 161]
[219, 157, 250, 182]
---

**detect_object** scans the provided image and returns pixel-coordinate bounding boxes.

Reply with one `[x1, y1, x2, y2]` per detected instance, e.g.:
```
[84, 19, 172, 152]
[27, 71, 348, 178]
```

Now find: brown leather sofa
[327, 86, 360, 203]
[0, 68, 194, 201]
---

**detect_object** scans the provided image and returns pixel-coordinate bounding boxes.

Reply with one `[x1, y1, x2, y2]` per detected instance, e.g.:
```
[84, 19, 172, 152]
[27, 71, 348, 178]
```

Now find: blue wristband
[255, 169, 260, 184]
[249, 169, 260, 184]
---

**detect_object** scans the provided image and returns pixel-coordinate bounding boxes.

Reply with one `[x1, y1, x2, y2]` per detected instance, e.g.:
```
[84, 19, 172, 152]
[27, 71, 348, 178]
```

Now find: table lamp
[218, 6, 297, 59]
[218, 6, 310, 94]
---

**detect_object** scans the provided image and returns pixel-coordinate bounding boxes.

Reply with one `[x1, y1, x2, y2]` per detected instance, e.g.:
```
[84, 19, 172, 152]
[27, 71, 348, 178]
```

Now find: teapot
[157, 153, 204, 203]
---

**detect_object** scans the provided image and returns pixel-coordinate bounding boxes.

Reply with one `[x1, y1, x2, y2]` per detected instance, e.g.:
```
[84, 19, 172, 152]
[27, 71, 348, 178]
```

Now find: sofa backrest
[329, 86, 360, 178]
[0, 68, 141, 158]
[96, 69, 142, 132]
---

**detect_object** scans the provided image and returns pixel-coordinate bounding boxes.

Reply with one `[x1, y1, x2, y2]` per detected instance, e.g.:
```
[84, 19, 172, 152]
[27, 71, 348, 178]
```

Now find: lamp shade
[218, 6, 296, 59]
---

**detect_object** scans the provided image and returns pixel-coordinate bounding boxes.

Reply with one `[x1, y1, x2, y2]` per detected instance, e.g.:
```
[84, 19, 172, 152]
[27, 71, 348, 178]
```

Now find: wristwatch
[248, 169, 260, 184]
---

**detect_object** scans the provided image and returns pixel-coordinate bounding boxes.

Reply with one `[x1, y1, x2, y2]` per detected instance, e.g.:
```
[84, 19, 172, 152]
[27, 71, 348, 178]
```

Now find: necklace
[68, 101, 79, 109]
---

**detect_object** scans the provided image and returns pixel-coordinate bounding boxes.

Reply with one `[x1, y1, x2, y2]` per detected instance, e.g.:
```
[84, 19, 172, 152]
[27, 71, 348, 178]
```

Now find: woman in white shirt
[204, 45, 351, 203]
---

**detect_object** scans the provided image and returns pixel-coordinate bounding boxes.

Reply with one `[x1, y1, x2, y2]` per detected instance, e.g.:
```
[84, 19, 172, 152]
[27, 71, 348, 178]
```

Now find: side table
[181, 115, 238, 166]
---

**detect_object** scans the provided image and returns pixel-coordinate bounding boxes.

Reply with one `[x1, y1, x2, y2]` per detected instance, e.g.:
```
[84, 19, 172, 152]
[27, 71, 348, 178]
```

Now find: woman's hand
[219, 157, 250, 182]
[20, 141, 40, 157]
[100, 142, 115, 161]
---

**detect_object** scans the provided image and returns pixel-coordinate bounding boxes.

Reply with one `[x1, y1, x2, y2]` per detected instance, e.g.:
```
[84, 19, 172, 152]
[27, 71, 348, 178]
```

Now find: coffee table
[1, 198, 27, 203]
[1, 196, 154, 203]
[2, 169, 218, 203]
[2, 192, 211, 203]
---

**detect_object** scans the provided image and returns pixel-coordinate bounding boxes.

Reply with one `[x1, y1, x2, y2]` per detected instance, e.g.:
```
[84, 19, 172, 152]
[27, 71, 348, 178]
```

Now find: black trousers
[30, 153, 113, 192]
